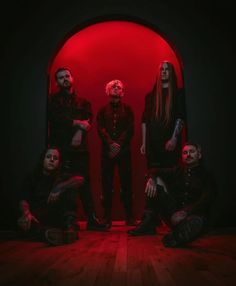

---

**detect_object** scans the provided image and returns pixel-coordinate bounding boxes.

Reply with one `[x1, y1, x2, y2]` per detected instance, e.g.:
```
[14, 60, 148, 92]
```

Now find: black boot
[102, 207, 112, 229]
[128, 210, 156, 236]
[125, 213, 138, 226]
[87, 213, 108, 231]
[64, 215, 80, 231]
[45, 215, 79, 246]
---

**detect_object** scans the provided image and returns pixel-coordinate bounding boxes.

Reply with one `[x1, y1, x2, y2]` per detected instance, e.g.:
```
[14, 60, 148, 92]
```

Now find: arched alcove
[48, 20, 185, 220]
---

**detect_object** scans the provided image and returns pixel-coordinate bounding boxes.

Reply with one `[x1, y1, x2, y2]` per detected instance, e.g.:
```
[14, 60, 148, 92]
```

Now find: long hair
[34, 146, 62, 177]
[153, 61, 177, 125]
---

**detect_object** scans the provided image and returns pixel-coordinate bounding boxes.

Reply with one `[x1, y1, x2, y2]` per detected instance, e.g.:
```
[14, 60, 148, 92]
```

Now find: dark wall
[2, 0, 234, 228]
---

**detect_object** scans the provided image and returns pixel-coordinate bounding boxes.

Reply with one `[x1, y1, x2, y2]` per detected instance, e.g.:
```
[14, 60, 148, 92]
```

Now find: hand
[140, 144, 146, 155]
[170, 210, 187, 226]
[73, 119, 91, 131]
[165, 137, 177, 151]
[17, 211, 39, 231]
[109, 142, 121, 158]
[47, 190, 61, 204]
[145, 178, 157, 198]
[80, 120, 91, 131]
[71, 130, 82, 147]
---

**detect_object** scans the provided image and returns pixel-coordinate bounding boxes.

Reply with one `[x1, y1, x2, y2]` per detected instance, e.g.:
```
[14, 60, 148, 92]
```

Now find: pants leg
[68, 150, 96, 218]
[101, 154, 115, 220]
[117, 151, 133, 219]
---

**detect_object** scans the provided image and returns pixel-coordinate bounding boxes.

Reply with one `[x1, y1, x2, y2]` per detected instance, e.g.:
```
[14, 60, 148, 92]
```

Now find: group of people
[17, 61, 216, 248]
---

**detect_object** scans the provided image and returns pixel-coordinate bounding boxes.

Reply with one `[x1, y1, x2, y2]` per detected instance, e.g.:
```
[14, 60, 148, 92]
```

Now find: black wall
[1, 0, 234, 229]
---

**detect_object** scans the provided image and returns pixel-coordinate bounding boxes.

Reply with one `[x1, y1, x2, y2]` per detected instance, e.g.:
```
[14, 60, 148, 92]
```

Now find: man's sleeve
[96, 108, 113, 145]
[147, 166, 179, 181]
[81, 99, 93, 123]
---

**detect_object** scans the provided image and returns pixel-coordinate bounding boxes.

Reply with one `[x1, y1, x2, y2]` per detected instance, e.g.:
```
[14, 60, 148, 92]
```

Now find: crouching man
[17, 147, 84, 246]
[128, 142, 216, 247]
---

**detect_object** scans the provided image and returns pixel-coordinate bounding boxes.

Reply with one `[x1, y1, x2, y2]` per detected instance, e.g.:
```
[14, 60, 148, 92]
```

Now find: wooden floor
[0, 222, 236, 286]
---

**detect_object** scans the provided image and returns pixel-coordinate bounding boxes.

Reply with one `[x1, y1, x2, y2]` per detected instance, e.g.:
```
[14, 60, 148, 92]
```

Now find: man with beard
[48, 67, 106, 231]
[96, 79, 136, 228]
[128, 142, 216, 247]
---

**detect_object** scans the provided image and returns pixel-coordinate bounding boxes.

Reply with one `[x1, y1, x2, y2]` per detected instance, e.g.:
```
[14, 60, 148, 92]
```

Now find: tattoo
[172, 119, 184, 139]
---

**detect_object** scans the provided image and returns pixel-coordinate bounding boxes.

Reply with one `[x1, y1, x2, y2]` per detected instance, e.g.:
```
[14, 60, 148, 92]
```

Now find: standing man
[141, 61, 186, 168]
[48, 67, 106, 231]
[97, 79, 136, 228]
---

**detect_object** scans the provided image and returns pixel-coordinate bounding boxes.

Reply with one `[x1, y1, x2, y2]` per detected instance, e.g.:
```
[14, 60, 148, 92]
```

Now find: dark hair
[54, 67, 72, 81]
[35, 146, 62, 175]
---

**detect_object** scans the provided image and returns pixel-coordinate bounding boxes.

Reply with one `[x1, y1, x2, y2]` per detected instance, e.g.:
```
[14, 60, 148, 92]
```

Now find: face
[43, 149, 60, 172]
[55, 69, 74, 90]
[108, 81, 124, 100]
[160, 62, 170, 82]
[182, 144, 201, 167]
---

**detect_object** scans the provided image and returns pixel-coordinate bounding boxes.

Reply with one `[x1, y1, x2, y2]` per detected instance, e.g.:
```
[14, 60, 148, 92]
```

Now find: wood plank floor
[0, 222, 236, 286]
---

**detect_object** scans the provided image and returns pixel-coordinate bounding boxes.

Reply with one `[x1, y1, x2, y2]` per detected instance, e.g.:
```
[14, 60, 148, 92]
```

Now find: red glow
[49, 21, 183, 219]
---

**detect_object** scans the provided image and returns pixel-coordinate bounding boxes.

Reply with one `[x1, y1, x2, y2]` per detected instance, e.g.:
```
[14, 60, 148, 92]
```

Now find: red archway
[48, 20, 184, 220]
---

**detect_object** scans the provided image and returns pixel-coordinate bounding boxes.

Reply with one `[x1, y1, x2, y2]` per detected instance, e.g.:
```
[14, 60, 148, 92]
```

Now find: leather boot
[87, 213, 108, 231]
[128, 210, 156, 236]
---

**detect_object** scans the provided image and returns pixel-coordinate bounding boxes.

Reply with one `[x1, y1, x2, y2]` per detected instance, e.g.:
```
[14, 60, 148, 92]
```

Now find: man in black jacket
[97, 79, 136, 228]
[48, 67, 106, 231]
[128, 142, 216, 247]
[17, 147, 84, 245]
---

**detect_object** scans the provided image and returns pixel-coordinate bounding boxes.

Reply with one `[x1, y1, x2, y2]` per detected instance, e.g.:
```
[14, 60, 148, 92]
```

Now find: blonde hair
[105, 79, 124, 95]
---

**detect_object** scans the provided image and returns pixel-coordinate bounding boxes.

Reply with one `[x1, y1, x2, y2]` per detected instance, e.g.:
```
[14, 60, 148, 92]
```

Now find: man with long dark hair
[17, 147, 84, 245]
[141, 61, 186, 168]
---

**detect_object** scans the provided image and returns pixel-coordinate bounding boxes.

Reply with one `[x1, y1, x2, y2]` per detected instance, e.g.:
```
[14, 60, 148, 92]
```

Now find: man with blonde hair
[97, 79, 136, 228]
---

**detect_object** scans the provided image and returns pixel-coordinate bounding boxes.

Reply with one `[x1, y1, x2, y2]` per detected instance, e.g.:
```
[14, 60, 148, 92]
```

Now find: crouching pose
[128, 142, 216, 247]
[17, 147, 84, 246]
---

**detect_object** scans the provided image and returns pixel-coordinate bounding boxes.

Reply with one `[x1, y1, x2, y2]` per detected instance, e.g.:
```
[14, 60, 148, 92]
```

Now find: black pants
[31, 187, 79, 229]
[61, 148, 96, 218]
[101, 150, 133, 219]
[144, 186, 205, 234]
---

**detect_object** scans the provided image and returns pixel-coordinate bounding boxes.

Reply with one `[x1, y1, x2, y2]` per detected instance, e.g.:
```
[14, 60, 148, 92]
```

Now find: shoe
[103, 218, 112, 230]
[64, 215, 80, 231]
[162, 233, 178, 247]
[128, 223, 156, 236]
[64, 227, 79, 244]
[127, 210, 157, 236]
[125, 217, 138, 226]
[45, 228, 65, 246]
[87, 214, 108, 231]
[45, 228, 78, 246]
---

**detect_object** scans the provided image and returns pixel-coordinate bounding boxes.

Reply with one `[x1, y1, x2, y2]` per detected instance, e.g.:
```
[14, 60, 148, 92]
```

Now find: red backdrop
[48, 20, 183, 220]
